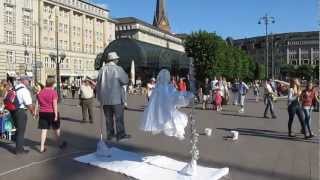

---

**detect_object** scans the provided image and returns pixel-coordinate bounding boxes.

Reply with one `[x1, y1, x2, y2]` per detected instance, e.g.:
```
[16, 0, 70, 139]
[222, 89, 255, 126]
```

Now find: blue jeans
[264, 96, 275, 117]
[303, 108, 313, 135]
[288, 103, 306, 136]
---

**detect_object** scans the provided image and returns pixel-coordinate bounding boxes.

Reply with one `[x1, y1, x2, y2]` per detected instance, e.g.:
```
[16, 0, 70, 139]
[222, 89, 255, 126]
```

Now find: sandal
[40, 148, 47, 153]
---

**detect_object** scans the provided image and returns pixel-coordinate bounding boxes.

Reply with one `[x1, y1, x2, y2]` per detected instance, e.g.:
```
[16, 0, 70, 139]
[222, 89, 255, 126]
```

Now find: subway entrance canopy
[95, 38, 192, 81]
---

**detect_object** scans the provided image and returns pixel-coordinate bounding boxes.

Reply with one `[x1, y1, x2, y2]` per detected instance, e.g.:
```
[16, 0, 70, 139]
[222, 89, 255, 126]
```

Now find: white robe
[140, 69, 193, 140]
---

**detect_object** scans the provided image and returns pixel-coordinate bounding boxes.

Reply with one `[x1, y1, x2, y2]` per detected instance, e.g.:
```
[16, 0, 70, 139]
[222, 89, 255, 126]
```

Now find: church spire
[153, 0, 171, 32]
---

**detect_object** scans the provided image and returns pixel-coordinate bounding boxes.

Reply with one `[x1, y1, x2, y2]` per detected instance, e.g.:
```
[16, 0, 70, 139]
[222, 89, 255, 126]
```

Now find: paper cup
[204, 128, 212, 136]
[231, 131, 239, 140]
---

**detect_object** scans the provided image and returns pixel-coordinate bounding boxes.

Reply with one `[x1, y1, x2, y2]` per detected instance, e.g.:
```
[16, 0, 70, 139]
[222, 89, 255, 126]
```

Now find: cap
[107, 52, 120, 62]
[18, 75, 32, 81]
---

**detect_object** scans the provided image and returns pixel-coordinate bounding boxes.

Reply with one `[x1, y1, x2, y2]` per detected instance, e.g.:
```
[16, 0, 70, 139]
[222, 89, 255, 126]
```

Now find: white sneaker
[238, 108, 244, 113]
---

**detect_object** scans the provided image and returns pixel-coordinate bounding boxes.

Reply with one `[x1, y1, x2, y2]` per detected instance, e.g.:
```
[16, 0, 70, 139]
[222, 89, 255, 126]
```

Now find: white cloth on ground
[140, 69, 193, 140]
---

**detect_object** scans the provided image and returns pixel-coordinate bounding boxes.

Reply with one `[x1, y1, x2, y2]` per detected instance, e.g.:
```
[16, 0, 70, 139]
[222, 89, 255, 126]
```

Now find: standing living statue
[96, 52, 131, 141]
[140, 69, 194, 140]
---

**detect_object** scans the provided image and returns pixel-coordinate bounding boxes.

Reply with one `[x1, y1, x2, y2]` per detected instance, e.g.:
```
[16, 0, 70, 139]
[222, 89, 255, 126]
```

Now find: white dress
[140, 69, 194, 140]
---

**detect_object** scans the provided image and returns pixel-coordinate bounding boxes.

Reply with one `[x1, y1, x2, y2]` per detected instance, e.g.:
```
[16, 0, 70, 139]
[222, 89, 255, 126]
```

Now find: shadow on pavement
[221, 113, 266, 119]
[217, 128, 319, 144]
[125, 107, 144, 112]
[60, 117, 82, 123]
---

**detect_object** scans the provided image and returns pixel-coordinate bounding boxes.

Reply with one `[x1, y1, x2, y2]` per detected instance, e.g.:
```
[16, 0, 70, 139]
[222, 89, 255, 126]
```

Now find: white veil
[140, 69, 193, 139]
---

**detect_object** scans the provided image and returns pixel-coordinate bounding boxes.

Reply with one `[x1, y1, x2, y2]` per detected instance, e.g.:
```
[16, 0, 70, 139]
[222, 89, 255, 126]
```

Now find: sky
[93, 0, 319, 39]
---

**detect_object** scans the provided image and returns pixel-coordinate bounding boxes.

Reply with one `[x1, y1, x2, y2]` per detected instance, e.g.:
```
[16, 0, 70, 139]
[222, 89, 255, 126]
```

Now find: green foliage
[254, 63, 266, 80]
[280, 64, 296, 78]
[296, 64, 314, 80]
[184, 30, 256, 82]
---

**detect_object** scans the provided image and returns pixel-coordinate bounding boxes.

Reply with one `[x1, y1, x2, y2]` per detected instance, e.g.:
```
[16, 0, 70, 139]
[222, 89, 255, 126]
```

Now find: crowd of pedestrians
[0, 51, 319, 156]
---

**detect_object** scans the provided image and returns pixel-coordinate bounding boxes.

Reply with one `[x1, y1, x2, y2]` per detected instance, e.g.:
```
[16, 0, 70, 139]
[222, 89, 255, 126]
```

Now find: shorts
[203, 95, 210, 102]
[38, 112, 60, 130]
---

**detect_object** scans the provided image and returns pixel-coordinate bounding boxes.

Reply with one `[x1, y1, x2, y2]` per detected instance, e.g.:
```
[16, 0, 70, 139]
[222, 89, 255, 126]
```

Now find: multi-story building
[233, 31, 319, 78]
[115, 17, 184, 53]
[0, 0, 116, 83]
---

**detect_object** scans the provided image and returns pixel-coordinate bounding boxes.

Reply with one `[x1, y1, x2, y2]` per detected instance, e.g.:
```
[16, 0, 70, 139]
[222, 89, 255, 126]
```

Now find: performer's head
[157, 69, 170, 85]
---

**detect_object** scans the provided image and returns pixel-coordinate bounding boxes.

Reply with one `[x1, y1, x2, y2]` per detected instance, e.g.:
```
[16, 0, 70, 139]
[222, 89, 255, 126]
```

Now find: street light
[49, 51, 66, 102]
[258, 13, 275, 79]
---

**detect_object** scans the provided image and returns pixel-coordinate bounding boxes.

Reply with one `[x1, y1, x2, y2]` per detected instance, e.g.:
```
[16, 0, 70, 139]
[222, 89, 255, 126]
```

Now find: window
[59, 23, 63, 32]
[45, 57, 49, 68]
[49, 21, 54, 31]
[5, 6, 14, 24]
[24, 53, 31, 64]
[5, 31, 14, 44]
[303, 59, 309, 65]
[6, 51, 15, 64]
[23, 34, 32, 46]
[64, 24, 68, 33]
[64, 41, 68, 50]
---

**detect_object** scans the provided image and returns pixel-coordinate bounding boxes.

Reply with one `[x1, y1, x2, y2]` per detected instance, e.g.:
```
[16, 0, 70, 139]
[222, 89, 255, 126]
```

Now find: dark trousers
[264, 96, 275, 117]
[71, 91, 76, 99]
[288, 103, 306, 135]
[12, 109, 28, 151]
[81, 98, 94, 122]
[103, 105, 125, 138]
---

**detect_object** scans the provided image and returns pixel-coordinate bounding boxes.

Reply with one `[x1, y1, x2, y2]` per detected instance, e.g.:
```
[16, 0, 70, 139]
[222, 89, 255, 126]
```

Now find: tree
[185, 30, 256, 82]
[296, 64, 313, 80]
[280, 64, 296, 79]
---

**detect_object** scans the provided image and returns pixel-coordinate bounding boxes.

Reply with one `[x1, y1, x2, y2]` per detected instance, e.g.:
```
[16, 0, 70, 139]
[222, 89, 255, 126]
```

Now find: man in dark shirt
[202, 78, 211, 110]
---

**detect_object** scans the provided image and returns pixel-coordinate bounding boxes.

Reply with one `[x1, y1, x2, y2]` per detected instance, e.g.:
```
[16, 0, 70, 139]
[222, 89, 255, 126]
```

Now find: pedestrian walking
[146, 78, 156, 102]
[71, 83, 76, 99]
[12, 75, 35, 154]
[253, 80, 260, 102]
[238, 80, 249, 113]
[96, 52, 131, 141]
[232, 79, 240, 105]
[202, 78, 211, 110]
[263, 79, 277, 119]
[300, 81, 318, 138]
[287, 78, 307, 138]
[79, 78, 96, 124]
[37, 78, 67, 153]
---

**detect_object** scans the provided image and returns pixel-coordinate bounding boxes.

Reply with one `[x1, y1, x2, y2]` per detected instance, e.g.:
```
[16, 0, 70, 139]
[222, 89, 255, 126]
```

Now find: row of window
[6, 50, 32, 64]
[43, 0, 105, 17]
[4, 31, 31, 46]
[44, 56, 93, 70]
[290, 59, 319, 65]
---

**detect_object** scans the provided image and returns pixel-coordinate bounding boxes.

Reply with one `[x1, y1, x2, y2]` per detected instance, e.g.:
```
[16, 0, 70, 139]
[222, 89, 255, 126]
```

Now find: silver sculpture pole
[179, 98, 199, 176]
[180, 58, 199, 176]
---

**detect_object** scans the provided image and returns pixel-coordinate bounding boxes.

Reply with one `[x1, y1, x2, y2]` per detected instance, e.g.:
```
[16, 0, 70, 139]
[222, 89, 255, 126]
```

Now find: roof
[234, 31, 319, 43]
[96, 38, 191, 71]
[114, 17, 179, 38]
[78, 0, 109, 12]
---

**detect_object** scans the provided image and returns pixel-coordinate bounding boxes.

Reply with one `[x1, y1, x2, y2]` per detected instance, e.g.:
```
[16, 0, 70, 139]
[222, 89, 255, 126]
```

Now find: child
[213, 84, 222, 111]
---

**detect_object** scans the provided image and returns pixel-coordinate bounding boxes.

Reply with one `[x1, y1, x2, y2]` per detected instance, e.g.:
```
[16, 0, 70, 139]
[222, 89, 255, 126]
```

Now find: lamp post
[259, 14, 275, 79]
[33, 22, 39, 82]
[49, 51, 66, 102]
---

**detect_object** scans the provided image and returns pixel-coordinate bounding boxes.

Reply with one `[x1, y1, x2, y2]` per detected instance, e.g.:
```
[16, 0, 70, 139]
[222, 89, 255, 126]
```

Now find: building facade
[115, 17, 184, 53]
[0, 0, 115, 83]
[234, 31, 319, 78]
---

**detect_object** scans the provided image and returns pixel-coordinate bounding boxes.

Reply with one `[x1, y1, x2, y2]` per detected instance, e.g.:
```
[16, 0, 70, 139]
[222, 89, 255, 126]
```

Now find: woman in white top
[287, 78, 307, 138]
[146, 78, 156, 102]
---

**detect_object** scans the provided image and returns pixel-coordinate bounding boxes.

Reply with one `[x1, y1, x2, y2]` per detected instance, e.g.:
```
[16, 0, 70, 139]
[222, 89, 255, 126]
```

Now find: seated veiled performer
[140, 69, 194, 140]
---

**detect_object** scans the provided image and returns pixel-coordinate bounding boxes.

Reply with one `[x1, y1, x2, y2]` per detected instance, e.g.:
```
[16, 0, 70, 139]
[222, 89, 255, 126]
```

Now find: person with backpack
[238, 80, 249, 113]
[263, 79, 277, 119]
[10, 75, 35, 154]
